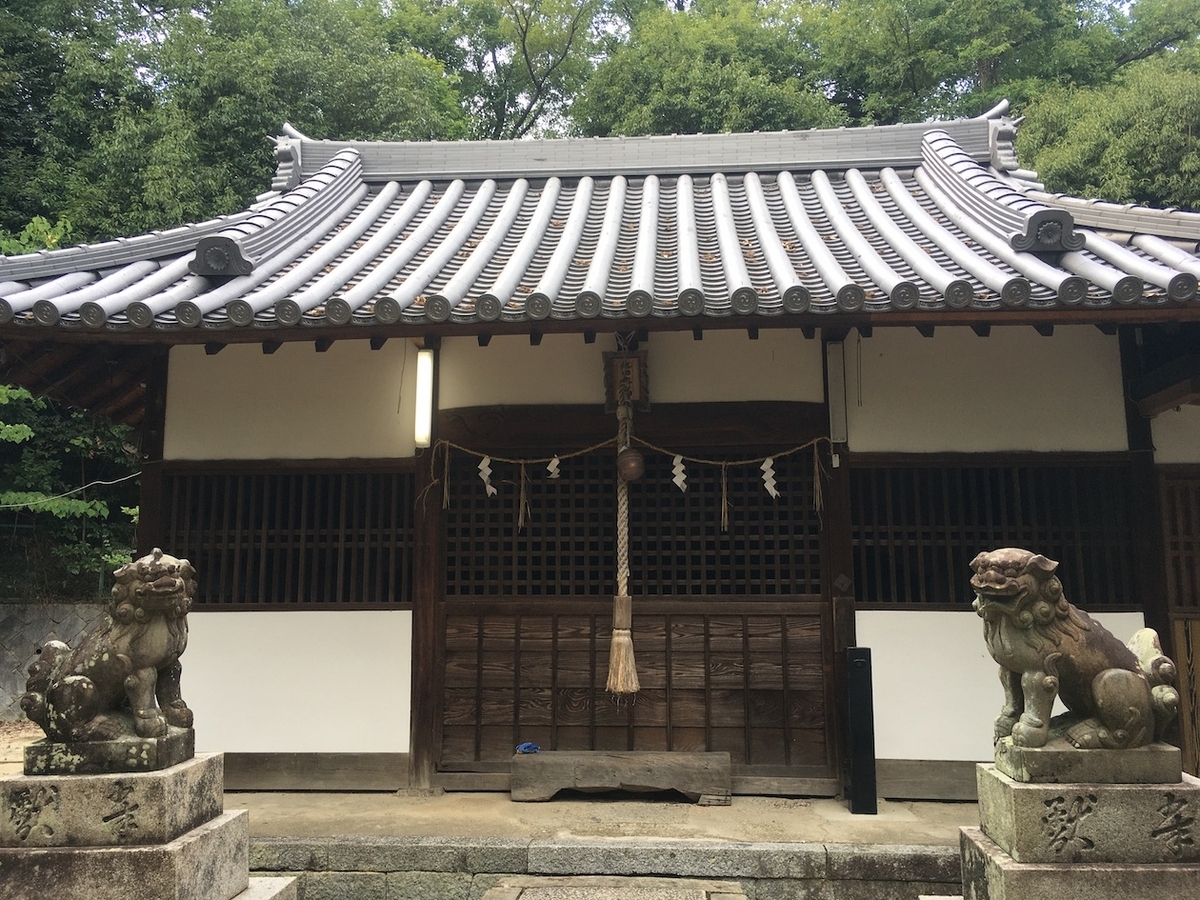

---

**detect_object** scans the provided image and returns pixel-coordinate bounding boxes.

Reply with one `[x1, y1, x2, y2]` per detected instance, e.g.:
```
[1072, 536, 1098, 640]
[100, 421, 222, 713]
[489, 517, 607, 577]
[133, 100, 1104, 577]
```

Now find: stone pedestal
[0, 752, 294, 900]
[959, 742, 1200, 900]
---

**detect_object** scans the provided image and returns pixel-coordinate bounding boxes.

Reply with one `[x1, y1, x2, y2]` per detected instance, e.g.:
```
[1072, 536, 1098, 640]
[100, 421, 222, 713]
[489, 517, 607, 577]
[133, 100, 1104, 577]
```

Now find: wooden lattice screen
[162, 469, 415, 607]
[444, 448, 822, 596]
[850, 459, 1137, 608]
[1161, 468, 1200, 614]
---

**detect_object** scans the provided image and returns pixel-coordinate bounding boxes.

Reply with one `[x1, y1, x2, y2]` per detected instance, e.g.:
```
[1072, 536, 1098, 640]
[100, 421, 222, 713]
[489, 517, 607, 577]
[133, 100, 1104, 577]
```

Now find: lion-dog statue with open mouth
[21, 548, 194, 743]
[971, 547, 1179, 750]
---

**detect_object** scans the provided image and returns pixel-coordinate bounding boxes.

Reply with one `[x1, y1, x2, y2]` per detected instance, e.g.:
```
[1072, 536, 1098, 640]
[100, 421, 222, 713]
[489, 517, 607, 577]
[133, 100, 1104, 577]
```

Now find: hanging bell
[617, 447, 645, 482]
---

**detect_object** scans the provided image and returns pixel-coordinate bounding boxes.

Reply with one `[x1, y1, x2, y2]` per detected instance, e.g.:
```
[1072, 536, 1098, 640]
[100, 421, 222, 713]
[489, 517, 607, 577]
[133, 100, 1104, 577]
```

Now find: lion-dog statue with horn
[21, 548, 194, 743]
[971, 548, 1179, 750]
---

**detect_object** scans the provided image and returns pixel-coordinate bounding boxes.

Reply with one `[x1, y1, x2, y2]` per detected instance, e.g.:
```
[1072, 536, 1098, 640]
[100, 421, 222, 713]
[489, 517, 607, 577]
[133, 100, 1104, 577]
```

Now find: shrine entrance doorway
[433, 402, 841, 795]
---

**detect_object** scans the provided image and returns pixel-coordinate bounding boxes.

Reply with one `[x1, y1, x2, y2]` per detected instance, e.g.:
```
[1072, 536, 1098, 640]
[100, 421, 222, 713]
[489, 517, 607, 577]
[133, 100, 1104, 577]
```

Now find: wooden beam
[915, 324, 935, 338]
[1119, 326, 1173, 660]
[1136, 376, 1200, 418]
[314, 338, 334, 353]
[262, 341, 282, 355]
[747, 327, 759, 340]
[801, 325, 816, 340]
[476, 334, 491, 347]
[136, 350, 169, 556]
[204, 342, 225, 355]
[971, 324, 991, 338]
[1034, 323, 1054, 337]
[370, 336, 388, 350]
[583, 330, 596, 344]
[692, 328, 703, 341]
[1096, 323, 1118, 336]
[856, 324, 872, 338]
[409, 350, 443, 790]
[529, 330, 543, 346]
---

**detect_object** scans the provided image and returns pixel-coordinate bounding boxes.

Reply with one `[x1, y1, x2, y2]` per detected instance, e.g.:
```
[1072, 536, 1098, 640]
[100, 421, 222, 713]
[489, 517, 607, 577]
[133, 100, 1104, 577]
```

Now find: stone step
[234, 877, 297, 900]
[480, 876, 748, 900]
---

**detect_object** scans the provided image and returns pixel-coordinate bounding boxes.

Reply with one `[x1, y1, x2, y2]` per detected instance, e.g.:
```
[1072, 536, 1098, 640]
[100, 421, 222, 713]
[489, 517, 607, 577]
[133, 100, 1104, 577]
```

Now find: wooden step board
[481, 876, 748, 900]
[509, 751, 732, 805]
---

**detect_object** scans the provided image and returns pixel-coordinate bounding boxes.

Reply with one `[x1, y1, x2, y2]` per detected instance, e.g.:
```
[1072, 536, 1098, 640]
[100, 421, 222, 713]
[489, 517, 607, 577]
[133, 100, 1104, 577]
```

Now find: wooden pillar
[136, 348, 169, 555]
[821, 327, 857, 791]
[409, 343, 442, 789]
[1119, 326, 1173, 657]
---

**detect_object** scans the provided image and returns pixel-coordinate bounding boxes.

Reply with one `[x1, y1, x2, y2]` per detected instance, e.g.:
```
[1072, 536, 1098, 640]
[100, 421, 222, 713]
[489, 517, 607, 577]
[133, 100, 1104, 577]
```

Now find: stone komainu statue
[21, 549, 195, 742]
[971, 548, 1179, 750]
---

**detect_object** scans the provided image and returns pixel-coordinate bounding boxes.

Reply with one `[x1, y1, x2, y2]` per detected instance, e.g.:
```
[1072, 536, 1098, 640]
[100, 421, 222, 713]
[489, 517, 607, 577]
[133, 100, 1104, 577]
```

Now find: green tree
[0, 0, 469, 242]
[0, 387, 139, 599]
[392, 0, 608, 138]
[573, 0, 846, 136]
[1017, 52, 1200, 210]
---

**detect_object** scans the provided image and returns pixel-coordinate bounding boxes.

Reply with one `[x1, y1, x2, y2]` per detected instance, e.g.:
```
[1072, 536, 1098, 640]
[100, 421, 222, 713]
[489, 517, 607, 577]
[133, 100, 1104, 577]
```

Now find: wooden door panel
[439, 601, 836, 780]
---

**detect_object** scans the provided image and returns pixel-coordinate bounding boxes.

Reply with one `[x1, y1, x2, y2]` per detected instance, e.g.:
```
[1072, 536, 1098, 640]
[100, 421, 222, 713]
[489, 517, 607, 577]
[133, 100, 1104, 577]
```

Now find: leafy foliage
[1018, 52, 1200, 209]
[0, 388, 139, 600]
[575, 0, 846, 136]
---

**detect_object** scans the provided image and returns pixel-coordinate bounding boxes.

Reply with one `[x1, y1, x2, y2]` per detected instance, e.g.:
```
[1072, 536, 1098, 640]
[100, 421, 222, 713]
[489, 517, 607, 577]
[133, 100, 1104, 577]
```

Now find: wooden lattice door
[439, 439, 836, 791]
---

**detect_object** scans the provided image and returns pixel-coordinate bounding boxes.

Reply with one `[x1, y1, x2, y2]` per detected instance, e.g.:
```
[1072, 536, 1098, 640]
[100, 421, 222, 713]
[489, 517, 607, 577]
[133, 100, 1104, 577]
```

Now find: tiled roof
[2, 110, 1199, 336]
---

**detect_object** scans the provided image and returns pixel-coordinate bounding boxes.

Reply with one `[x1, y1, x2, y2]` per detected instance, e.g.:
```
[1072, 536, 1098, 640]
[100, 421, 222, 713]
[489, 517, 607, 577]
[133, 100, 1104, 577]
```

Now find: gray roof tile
[3, 114, 1199, 335]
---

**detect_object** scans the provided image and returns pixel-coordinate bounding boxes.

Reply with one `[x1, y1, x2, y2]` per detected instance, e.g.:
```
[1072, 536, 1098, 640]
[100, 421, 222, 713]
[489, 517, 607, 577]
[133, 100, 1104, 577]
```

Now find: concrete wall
[857, 609, 1147, 762]
[186, 610, 412, 753]
[1152, 405, 1200, 464]
[438, 329, 825, 409]
[842, 326, 1128, 452]
[165, 341, 420, 459]
[0, 602, 106, 720]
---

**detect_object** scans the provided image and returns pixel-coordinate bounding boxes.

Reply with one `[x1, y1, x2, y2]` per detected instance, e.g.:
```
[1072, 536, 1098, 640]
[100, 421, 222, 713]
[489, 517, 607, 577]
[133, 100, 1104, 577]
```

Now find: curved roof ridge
[0, 208, 257, 283]
[1028, 191, 1200, 242]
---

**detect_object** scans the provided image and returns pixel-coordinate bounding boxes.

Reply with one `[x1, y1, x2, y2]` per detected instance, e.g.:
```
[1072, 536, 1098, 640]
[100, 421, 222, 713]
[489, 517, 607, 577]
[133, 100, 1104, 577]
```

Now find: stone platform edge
[250, 836, 962, 900]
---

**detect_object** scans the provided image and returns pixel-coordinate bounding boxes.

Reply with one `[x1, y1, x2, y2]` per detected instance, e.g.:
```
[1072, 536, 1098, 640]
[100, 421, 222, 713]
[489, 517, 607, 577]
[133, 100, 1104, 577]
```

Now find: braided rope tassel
[607, 372, 639, 695]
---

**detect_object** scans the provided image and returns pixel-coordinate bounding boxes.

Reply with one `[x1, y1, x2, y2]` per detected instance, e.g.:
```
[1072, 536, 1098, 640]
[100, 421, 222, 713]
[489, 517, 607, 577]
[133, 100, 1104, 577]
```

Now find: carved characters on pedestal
[6, 785, 59, 842]
[20, 549, 195, 743]
[1042, 792, 1098, 854]
[971, 547, 1180, 750]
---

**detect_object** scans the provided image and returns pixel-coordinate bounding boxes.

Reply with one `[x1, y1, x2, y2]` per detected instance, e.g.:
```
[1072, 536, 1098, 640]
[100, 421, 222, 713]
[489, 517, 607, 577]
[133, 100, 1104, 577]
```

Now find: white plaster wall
[1152, 405, 1200, 463]
[856, 609, 1146, 761]
[438, 329, 825, 409]
[185, 610, 411, 753]
[843, 326, 1128, 452]
[646, 330, 825, 403]
[439, 333, 615, 409]
[165, 341, 419, 459]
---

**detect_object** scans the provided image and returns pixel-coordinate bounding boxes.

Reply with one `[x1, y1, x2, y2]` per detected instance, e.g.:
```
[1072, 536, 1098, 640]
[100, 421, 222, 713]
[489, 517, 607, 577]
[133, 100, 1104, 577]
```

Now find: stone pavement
[3, 720, 974, 898]
[478, 876, 748, 899]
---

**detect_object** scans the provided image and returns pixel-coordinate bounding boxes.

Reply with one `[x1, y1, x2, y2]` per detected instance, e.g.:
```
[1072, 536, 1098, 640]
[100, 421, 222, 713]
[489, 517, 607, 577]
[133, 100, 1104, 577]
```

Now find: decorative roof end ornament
[189, 236, 255, 278]
[923, 130, 1084, 255]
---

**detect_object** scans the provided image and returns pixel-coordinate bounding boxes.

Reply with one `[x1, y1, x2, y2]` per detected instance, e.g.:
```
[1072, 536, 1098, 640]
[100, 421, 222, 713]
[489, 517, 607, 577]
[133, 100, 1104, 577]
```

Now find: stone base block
[1, 752, 223, 848]
[24, 726, 195, 775]
[977, 764, 1199, 864]
[0, 808, 250, 900]
[234, 878, 297, 900]
[511, 751, 732, 804]
[961, 826, 1200, 900]
[994, 737, 1181, 784]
